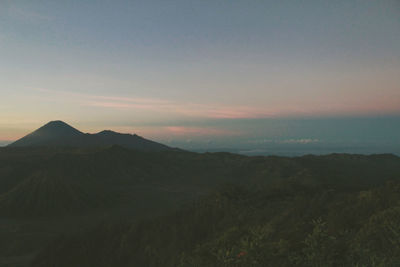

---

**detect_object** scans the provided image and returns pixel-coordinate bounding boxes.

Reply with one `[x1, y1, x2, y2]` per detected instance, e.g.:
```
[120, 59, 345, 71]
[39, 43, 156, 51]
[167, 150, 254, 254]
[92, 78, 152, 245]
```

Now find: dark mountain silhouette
[8, 120, 172, 151]
[9, 121, 83, 147]
[85, 130, 172, 151]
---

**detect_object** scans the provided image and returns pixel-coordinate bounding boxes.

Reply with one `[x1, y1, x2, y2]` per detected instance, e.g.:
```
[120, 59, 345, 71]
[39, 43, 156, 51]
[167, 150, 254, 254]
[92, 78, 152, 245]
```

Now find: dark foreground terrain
[1, 146, 399, 266]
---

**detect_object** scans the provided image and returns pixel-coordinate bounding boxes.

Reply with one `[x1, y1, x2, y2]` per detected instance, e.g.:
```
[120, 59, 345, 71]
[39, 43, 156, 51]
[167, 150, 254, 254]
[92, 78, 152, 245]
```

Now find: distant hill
[8, 120, 172, 151]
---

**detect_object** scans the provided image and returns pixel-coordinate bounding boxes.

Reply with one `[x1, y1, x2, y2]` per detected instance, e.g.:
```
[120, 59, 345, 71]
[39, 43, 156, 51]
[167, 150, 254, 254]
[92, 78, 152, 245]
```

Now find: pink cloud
[83, 98, 276, 119]
[164, 126, 240, 137]
[31, 87, 400, 119]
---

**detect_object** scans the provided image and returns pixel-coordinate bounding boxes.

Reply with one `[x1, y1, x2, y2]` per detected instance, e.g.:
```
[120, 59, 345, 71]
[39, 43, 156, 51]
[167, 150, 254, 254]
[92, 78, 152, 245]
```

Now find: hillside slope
[1, 148, 400, 266]
[32, 180, 400, 267]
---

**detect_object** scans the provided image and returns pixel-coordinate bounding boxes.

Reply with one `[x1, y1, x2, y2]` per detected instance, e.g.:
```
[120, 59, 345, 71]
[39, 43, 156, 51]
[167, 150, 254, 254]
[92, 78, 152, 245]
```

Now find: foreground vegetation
[0, 147, 399, 266]
[33, 180, 400, 267]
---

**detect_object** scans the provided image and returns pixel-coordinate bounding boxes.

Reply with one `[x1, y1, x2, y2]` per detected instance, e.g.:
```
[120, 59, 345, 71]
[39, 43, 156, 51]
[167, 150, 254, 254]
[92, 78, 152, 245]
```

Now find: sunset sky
[1, 0, 399, 150]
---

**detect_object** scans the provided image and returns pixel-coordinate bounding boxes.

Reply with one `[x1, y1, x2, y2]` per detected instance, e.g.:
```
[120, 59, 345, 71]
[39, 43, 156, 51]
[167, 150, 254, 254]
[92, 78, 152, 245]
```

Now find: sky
[0, 0, 400, 152]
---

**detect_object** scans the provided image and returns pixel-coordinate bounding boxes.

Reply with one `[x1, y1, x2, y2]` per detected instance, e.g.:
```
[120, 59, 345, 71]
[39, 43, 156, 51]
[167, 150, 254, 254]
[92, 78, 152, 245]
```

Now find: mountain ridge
[8, 120, 173, 151]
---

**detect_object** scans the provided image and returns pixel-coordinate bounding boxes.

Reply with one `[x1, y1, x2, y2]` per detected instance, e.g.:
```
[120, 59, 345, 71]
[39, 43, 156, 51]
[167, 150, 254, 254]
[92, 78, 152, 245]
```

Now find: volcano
[8, 120, 172, 151]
